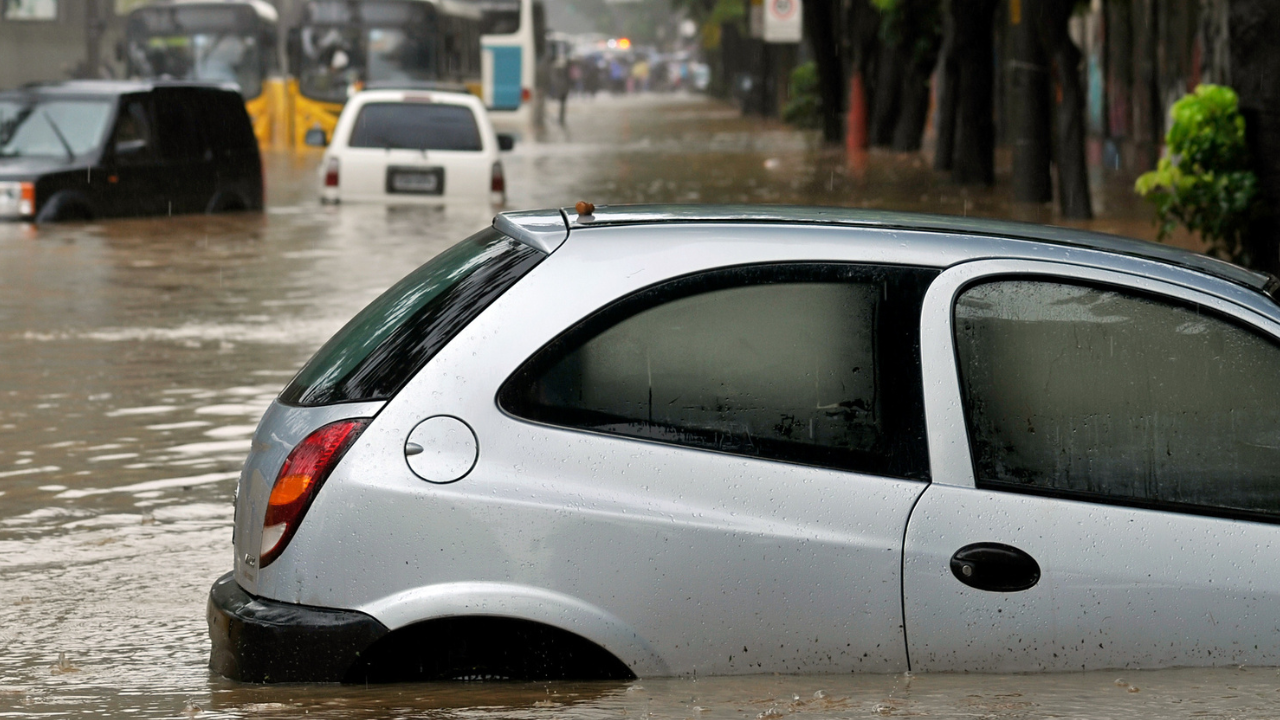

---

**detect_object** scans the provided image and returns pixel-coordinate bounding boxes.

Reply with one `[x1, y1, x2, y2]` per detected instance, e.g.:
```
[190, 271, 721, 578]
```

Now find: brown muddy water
[0, 93, 1265, 718]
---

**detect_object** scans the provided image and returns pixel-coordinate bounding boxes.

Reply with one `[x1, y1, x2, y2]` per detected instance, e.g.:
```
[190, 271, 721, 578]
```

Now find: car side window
[112, 98, 155, 165]
[154, 92, 209, 162]
[500, 264, 936, 480]
[955, 278, 1280, 521]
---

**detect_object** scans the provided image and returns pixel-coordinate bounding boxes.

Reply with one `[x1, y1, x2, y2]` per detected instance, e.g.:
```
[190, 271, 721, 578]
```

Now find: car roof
[0, 79, 241, 99]
[348, 88, 482, 108]
[127, 0, 278, 22]
[494, 204, 1280, 301]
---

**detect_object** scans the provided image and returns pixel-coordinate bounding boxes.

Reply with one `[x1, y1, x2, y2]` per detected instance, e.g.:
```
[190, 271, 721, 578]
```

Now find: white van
[310, 88, 513, 205]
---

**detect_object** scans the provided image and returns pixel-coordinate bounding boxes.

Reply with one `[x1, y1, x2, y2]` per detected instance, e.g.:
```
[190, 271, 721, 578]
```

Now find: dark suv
[0, 80, 263, 222]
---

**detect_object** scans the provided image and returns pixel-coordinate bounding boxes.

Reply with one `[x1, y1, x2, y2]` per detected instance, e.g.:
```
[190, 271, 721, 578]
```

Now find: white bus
[479, 0, 545, 127]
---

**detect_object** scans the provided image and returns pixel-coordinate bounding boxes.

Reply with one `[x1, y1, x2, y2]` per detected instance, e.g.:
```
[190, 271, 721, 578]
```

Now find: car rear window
[348, 102, 483, 151]
[279, 227, 543, 407]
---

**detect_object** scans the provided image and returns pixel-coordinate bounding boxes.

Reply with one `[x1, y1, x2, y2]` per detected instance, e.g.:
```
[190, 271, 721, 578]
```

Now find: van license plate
[387, 167, 444, 195]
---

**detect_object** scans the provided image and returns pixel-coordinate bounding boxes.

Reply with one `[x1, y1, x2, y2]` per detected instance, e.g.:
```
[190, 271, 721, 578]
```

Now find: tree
[1032, 0, 1092, 219]
[867, 0, 942, 151]
[1007, 0, 1052, 203]
[935, 0, 998, 184]
[1135, 85, 1259, 264]
[1229, 0, 1280, 273]
[801, 0, 845, 143]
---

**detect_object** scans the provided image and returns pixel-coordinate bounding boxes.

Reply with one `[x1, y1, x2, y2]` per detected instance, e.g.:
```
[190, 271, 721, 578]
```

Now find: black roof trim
[2, 79, 242, 98]
[564, 204, 1279, 302]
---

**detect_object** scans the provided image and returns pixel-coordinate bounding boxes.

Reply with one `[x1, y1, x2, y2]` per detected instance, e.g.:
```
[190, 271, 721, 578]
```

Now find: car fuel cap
[405, 416, 477, 484]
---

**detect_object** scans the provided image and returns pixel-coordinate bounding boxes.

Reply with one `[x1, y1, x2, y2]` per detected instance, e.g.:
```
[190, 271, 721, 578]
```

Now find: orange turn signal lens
[268, 473, 315, 508]
[18, 182, 34, 217]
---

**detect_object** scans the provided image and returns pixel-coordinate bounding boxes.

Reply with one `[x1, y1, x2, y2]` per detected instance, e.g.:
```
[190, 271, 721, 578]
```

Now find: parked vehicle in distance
[479, 0, 545, 127]
[209, 205, 1280, 683]
[308, 87, 513, 205]
[122, 0, 284, 146]
[285, 0, 483, 148]
[0, 81, 263, 223]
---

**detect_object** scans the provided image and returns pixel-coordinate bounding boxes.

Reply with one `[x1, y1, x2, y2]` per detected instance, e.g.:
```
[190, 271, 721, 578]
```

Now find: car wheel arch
[35, 190, 95, 223]
[355, 581, 671, 677]
[206, 190, 249, 214]
[343, 614, 637, 683]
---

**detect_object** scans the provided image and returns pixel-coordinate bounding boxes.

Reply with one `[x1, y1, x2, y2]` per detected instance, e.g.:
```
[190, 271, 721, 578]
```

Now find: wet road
[0, 92, 1266, 718]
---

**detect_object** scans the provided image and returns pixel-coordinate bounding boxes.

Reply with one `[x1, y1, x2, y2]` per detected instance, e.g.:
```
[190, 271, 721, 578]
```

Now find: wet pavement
[0, 92, 1264, 718]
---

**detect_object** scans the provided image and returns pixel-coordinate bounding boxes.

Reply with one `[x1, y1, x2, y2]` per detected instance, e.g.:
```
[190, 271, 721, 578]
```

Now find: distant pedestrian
[632, 58, 650, 93]
[569, 60, 582, 96]
[550, 61, 570, 126]
[584, 59, 600, 97]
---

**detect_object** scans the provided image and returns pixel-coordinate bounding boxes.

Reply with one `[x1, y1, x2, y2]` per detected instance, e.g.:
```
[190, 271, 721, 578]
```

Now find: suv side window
[955, 278, 1280, 520]
[111, 97, 155, 165]
[154, 90, 209, 162]
[501, 264, 936, 480]
[196, 90, 258, 157]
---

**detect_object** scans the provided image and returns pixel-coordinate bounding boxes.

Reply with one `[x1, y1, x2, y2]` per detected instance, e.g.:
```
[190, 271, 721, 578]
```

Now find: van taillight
[324, 157, 340, 187]
[259, 418, 369, 568]
[491, 161, 505, 195]
[521, 87, 531, 102]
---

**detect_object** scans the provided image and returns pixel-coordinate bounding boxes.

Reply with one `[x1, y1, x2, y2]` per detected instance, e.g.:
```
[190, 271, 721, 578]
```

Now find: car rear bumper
[207, 571, 388, 683]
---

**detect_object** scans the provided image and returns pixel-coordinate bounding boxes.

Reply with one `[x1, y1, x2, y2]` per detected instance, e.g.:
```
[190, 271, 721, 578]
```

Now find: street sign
[763, 0, 801, 43]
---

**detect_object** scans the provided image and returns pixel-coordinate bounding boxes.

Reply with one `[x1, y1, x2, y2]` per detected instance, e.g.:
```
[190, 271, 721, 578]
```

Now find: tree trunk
[803, 0, 846, 144]
[951, 0, 998, 185]
[891, 0, 942, 152]
[870, 41, 906, 147]
[1009, 0, 1052, 202]
[891, 58, 934, 151]
[1106, 0, 1133, 141]
[1133, 0, 1161, 170]
[1230, 0, 1280, 273]
[867, 0, 942, 151]
[1048, 37, 1093, 218]
[1199, 0, 1230, 85]
[1035, 0, 1092, 219]
[846, 0, 884, 153]
[934, 5, 959, 171]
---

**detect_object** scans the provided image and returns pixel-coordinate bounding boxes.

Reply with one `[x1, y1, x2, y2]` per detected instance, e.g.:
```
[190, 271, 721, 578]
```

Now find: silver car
[208, 205, 1280, 683]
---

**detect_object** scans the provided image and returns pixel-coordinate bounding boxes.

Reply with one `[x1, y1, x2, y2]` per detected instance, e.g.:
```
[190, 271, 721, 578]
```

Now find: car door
[103, 94, 165, 217]
[903, 259, 1280, 672]
[480, 262, 936, 675]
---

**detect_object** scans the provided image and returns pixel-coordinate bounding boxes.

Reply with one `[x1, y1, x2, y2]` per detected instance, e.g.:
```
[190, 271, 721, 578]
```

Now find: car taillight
[260, 418, 369, 568]
[19, 182, 34, 217]
[521, 87, 531, 102]
[491, 161, 505, 195]
[324, 157, 340, 187]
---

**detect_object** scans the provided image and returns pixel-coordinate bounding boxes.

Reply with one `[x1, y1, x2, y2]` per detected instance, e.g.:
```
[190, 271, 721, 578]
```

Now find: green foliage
[1135, 84, 1259, 264]
[782, 61, 822, 129]
[873, 0, 940, 65]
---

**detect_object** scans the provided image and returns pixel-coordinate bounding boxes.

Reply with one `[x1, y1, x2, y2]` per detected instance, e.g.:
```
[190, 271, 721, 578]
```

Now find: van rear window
[279, 228, 543, 407]
[348, 102, 483, 151]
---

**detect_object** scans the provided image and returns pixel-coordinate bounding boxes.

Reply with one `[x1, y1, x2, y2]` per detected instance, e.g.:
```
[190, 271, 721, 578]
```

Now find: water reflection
[0, 92, 1247, 718]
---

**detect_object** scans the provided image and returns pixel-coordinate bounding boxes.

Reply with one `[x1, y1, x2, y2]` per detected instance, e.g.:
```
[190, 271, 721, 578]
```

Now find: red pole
[847, 71, 869, 175]
[847, 71, 868, 152]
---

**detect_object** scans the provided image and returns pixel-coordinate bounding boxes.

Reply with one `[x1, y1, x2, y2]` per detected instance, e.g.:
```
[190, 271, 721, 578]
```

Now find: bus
[479, 0, 545, 127]
[286, 0, 483, 148]
[123, 0, 285, 147]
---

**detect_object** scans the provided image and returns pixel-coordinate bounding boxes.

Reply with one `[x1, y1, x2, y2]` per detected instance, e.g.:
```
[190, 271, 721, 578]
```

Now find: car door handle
[949, 542, 1041, 592]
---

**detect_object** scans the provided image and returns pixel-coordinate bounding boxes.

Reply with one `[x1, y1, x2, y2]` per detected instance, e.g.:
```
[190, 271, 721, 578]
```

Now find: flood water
[0, 93, 1265, 718]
